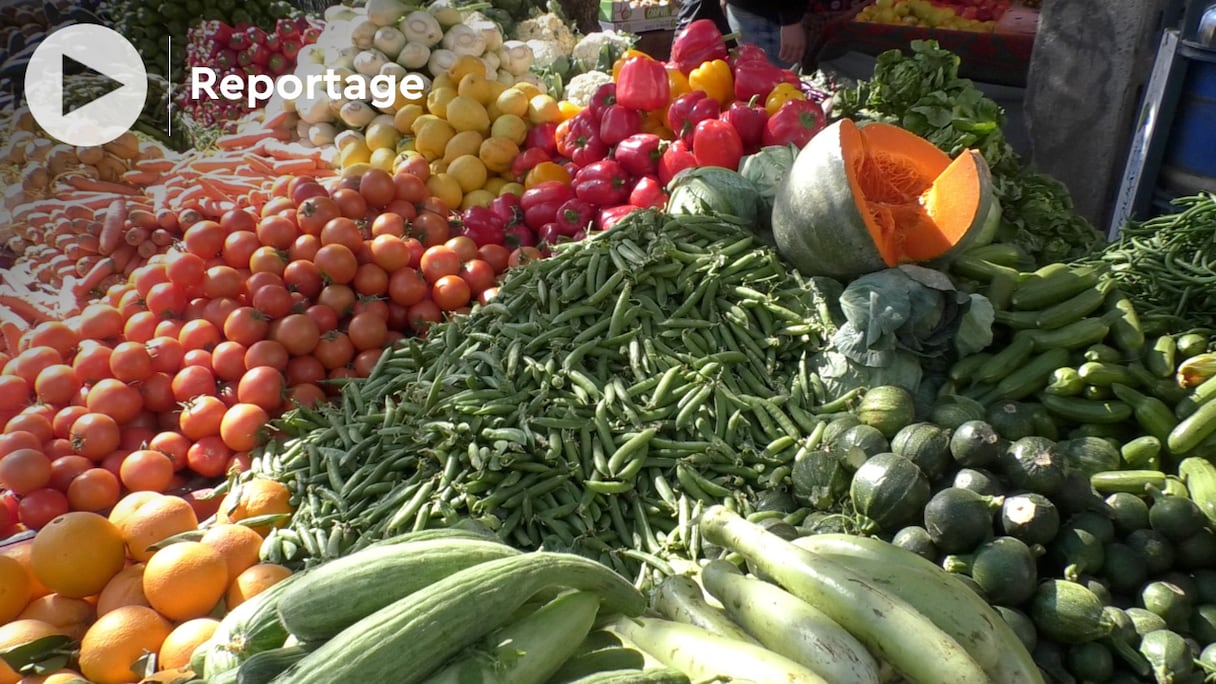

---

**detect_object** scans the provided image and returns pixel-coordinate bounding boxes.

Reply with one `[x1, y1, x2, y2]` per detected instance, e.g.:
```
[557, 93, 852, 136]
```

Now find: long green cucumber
[202, 569, 307, 677]
[421, 590, 601, 684]
[1179, 457, 1216, 528]
[651, 575, 759, 646]
[974, 333, 1035, 385]
[699, 560, 880, 684]
[1012, 265, 1103, 310]
[1168, 392, 1216, 454]
[561, 669, 690, 684]
[791, 533, 1043, 684]
[546, 647, 648, 684]
[698, 507, 990, 684]
[1111, 384, 1178, 447]
[278, 537, 521, 643]
[606, 616, 829, 683]
[274, 553, 645, 684]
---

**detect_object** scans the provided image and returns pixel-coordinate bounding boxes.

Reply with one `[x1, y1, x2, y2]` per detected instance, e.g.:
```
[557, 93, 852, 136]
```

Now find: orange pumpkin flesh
[840, 119, 986, 267]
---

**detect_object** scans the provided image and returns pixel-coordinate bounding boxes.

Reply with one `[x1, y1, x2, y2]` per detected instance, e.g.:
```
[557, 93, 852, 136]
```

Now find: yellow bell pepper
[557, 100, 584, 121]
[640, 112, 670, 138]
[765, 83, 805, 116]
[524, 161, 572, 188]
[688, 59, 733, 107]
[611, 49, 649, 81]
[666, 66, 690, 101]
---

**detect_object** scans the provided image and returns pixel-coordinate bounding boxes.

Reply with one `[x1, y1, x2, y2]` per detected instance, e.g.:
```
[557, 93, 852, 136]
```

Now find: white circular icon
[23, 24, 149, 147]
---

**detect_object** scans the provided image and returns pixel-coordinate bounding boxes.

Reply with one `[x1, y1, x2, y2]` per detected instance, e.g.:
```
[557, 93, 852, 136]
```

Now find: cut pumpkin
[772, 118, 999, 279]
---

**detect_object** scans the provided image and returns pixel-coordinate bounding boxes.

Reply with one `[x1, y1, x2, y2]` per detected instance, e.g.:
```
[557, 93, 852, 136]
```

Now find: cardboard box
[599, 0, 676, 31]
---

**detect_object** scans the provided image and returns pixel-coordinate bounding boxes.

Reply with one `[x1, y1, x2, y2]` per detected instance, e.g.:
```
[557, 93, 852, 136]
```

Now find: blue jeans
[725, 5, 794, 70]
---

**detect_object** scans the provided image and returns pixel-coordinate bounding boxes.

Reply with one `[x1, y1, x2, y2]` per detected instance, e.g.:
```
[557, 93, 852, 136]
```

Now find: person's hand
[779, 22, 807, 65]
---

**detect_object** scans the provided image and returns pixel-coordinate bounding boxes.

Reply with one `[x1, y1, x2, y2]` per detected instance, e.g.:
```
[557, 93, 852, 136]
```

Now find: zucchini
[1120, 435, 1162, 470]
[202, 569, 305, 677]
[1147, 486, 1206, 541]
[1000, 437, 1066, 496]
[1127, 528, 1176, 576]
[790, 448, 851, 512]
[699, 511, 993, 684]
[849, 452, 929, 533]
[1176, 332, 1210, 358]
[949, 352, 994, 385]
[1039, 394, 1132, 425]
[699, 560, 881, 684]
[605, 616, 830, 684]
[1111, 383, 1178, 448]
[1139, 630, 1194, 683]
[923, 487, 1001, 554]
[545, 647, 647, 684]
[1144, 335, 1177, 378]
[235, 645, 307, 684]
[985, 400, 1040, 441]
[835, 424, 890, 458]
[1055, 471, 1117, 518]
[422, 590, 601, 684]
[1044, 367, 1085, 397]
[891, 422, 953, 482]
[1140, 581, 1193, 633]
[1034, 281, 1111, 330]
[277, 552, 646, 684]
[1012, 265, 1103, 311]
[891, 526, 938, 561]
[975, 334, 1035, 385]
[1126, 607, 1168, 637]
[1000, 493, 1059, 546]
[561, 669, 690, 684]
[652, 575, 759, 646]
[1076, 361, 1137, 387]
[822, 415, 861, 446]
[1177, 528, 1216, 570]
[1029, 580, 1133, 651]
[984, 269, 1019, 310]
[949, 420, 1003, 468]
[278, 537, 521, 644]
[1054, 437, 1121, 478]
[942, 536, 1038, 607]
[953, 467, 1004, 496]
[1031, 641, 1075, 684]
[1091, 469, 1168, 495]
[1189, 605, 1216, 644]
[1083, 344, 1124, 364]
[855, 385, 916, 439]
[1065, 511, 1115, 544]
[930, 398, 986, 429]
[1167, 392, 1216, 454]
[1106, 492, 1150, 534]
[981, 347, 1072, 402]
[790, 532, 1044, 684]
[1101, 542, 1147, 595]
[1066, 642, 1113, 683]
[1050, 526, 1104, 577]
[1179, 457, 1216, 527]
[1025, 316, 1114, 354]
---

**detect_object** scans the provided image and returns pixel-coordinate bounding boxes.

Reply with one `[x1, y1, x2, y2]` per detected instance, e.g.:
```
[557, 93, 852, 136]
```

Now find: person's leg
[724, 4, 790, 69]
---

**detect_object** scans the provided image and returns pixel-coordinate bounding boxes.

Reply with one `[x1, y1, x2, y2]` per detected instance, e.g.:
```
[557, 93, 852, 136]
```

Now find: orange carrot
[0, 296, 51, 325]
[260, 108, 291, 132]
[98, 199, 127, 256]
[110, 243, 137, 275]
[76, 234, 101, 256]
[150, 229, 175, 247]
[216, 130, 280, 150]
[136, 158, 175, 173]
[272, 158, 318, 175]
[128, 209, 158, 230]
[64, 176, 142, 196]
[0, 321, 22, 355]
[73, 257, 117, 300]
[122, 170, 161, 186]
[125, 227, 150, 246]
[136, 240, 157, 260]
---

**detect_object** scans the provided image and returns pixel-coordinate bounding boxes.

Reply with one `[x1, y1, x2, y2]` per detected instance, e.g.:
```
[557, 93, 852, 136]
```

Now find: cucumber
[1178, 457, 1216, 527]
[1120, 435, 1162, 470]
[849, 452, 930, 533]
[1066, 642, 1113, 683]
[1101, 542, 1147, 595]
[891, 423, 952, 482]
[891, 526, 938, 561]
[278, 552, 645, 684]
[1139, 630, 1194, 684]
[278, 537, 521, 644]
[561, 669, 690, 684]
[835, 424, 890, 458]
[943, 536, 1037, 607]
[652, 575, 759, 646]
[790, 533, 1043, 684]
[1147, 486, 1206, 541]
[1000, 437, 1066, 496]
[234, 645, 307, 684]
[700, 560, 881, 684]
[1145, 335, 1177, 378]
[949, 420, 1003, 468]
[1000, 493, 1060, 546]
[1035, 282, 1111, 330]
[605, 616, 830, 684]
[1044, 367, 1085, 397]
[546, 647, 647, 684]
[1054, 437, 1121, 478]
[701, 509, 997, 684]
[1012, 265, 1103, 311]
[1127, 528, 1176, 576]
[976, 335, 1036, 385]
[953, 467, 1004, 496]
[923, 487, 1001, 554]
[202, 569, 305, 677]
[1140, 581, 1193, 633]
[985, 400, 1039, 441]
[422, 590, 602, 684]
[1105, 492, 1150, 534]
[995, 606, 1037, 654]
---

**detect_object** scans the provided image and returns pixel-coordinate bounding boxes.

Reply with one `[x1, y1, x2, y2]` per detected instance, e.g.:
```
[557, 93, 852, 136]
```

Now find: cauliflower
[513, 13, 578, 54]
[572, 31, 636, 71]
[525, 39, 566, 70]
[564, 71, 613, 108]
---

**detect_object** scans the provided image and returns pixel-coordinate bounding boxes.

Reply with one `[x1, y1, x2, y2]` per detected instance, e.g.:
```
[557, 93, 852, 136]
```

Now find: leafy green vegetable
[834, 40, 1103, 267]
[666, 167, 763, 226]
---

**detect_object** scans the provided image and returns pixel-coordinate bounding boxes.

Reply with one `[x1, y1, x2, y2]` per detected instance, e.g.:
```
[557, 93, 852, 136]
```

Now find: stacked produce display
[0, 0, 1214, 680]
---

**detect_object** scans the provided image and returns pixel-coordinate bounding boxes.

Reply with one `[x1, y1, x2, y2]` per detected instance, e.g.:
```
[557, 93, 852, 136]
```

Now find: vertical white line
[167, 35, 172, 137]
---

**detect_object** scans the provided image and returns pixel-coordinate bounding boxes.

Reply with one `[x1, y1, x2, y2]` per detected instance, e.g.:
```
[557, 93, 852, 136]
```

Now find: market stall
[0, 1, 1214, 683]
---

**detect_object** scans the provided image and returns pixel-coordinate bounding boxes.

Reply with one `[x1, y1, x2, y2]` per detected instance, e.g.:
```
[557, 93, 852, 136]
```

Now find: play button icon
[24, 24, 148, 147]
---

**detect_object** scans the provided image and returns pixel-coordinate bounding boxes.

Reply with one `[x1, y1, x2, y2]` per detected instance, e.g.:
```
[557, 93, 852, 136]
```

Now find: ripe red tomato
[186, 435, 232, 478]
[237, 366, 285, 413]
[85, 379, 142, 424]
[420, 246, 461, 284]
[17, 487, 68, 529]
[219, 404, 270, 452]
[179, 395, 227, 440]
[431, 275, 472, 311]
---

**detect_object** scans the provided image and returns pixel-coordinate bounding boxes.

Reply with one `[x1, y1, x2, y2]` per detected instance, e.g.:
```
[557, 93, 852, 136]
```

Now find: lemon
[448, 154, 489, 193]
[458, 73, 497, 107]
[394, 104, 424, 134]
[427, 172, 463, 210]
[426, 87, 457, 119]
[527, 95, 560, 125]
[490, 114, 528, 146]
[443, 130, 485, 163]
[340, 140, 372, 167]
[335, 130, 365, 151]
[431, 73, 455, 91]
[411, 114, 444, 135]
[397, 135, 417, 153]
[513, 82, 542, 100]
[446, 96, 491, 134]
[498, 181, 525, 197]
[479, 137, 519, 175]
[343, 162, 371, 178]
[369, 147, 398, 172]
[414, 119, 456, 160]
[460, 189, 496, 210]
[494, 88, 529, 119]
[365, 123, 400, 150]
[430, 159, 449, 175]
[484, 177, 508, 194]
[449, 55, 487, 83]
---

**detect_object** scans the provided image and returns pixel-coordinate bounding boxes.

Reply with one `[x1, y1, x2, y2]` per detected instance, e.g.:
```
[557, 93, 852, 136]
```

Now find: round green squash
[771, 118, 1000, 279]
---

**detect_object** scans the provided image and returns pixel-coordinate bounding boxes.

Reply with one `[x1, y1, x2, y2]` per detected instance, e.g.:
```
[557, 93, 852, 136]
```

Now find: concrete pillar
[1024, 0, 1169, 230]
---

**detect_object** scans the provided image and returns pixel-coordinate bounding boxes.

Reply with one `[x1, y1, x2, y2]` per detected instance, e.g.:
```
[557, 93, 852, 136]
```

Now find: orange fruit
[113, 494, 199, 563]
[16, 594, 94, 640]
[106, 490, 160, 531]
[78, 605, 171, 684]
[143, 541, 227, 621]
[0, 620, 67, 684]
[157, 617, 219, 670]
[200, 523, 264, 584]
[0, 543, 48, 601]
[226, 563, 292, 609]
[96, 563, 149, 617]
[0, 555, 31, 622]
[19, 669, 84, 684]
[215, 478, 293, 536]
[30, 512, 125, 598]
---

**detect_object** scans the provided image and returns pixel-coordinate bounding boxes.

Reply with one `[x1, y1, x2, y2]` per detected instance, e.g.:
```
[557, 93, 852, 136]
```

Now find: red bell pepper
[505, 224, 536, 249]
[587, 83, 617, 120]
[763, 99, 826, 148]
[692, 119, 743, 170]
[537, 222, 568, 246]
[489, 193, 523, 228]
[658, 140, 697, 186]
[667, 91, 720, 143]
[510, 147, 551, 182]
[599, 105, 642, 147]
[616, 56, 670, 112]
[720, 100, 769, 153]
[596, 205, 642, 231]
[526, 122, 559, 157]
[520, 181, 576, 230]
[669, 19, 729, 75]
[554, 198, 595, 236]
[613, 133, 663, 178]
[557, 113, 610, 167]
[629, 176, 667, 210]
[731, 44, 768, 67]
[732, 56, 800, 105]
[573, 160, 632, 207]
[458, 206, 506, 247]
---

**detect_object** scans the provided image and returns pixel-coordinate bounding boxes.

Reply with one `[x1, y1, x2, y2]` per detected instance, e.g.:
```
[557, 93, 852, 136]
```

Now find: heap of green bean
[1088, 193, 1216, 335]
[254, 210, 849, 578]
